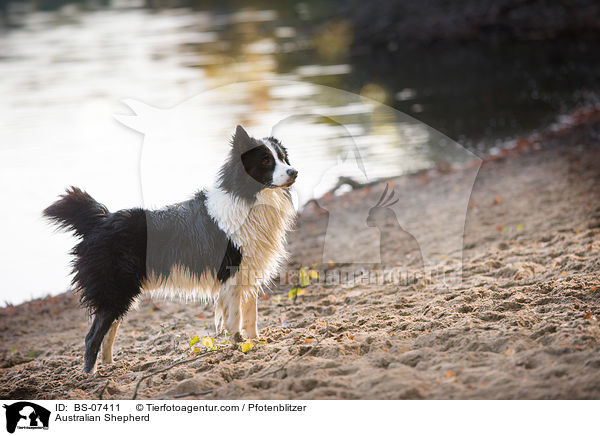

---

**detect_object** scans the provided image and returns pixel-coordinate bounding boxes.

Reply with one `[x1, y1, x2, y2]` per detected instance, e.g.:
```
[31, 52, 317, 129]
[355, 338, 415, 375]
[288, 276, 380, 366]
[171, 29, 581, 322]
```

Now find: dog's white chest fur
[206, 187, 295, 293]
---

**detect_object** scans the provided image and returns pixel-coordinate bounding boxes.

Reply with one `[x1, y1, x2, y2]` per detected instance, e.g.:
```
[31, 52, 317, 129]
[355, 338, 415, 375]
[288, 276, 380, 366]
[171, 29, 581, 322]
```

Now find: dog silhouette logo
[3, 402, 50, 433]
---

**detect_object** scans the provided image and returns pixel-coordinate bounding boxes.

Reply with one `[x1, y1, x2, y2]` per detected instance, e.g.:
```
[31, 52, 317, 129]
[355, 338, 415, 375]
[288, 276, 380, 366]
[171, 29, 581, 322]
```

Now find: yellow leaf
[309, 269, 319, 280]
[201, 337, 214, 348]
[299, 267, 311, 287]
[241, 341, 254, 353]
[288, 287, 300, 299]
[192, 347, 201, 354]
[189, 336, 200, 347]
[304, 338, 314, 343]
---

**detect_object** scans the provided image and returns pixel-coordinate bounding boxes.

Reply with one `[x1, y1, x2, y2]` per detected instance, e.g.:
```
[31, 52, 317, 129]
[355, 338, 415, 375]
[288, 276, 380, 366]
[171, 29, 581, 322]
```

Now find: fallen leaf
[189, 336, 200, 347]
[241, 341, 254, 353]
[444, 370, 453, 379]
[583, 312, 593, 320]
[288, 287, 300, 299]
[591, 286, 598, 293]
[299, 267, 311, 287]
[318, 321, 325, 326]
[493, 196, 502, 205]
[201, 337, 214, 348]
[304, 338, 314, 343]
[504, 348, 515, 356]
[496, 224, 504, 231]
[261, 294, 270, 300]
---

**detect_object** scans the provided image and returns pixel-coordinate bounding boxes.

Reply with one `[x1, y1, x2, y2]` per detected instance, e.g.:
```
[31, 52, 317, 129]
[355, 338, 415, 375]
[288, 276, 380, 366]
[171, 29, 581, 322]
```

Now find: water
[1, 4, 598, 305]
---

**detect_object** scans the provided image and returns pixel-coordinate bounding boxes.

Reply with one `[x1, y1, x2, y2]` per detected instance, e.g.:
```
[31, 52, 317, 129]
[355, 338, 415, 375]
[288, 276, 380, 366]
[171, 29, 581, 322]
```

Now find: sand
[1, 110, 599, 400]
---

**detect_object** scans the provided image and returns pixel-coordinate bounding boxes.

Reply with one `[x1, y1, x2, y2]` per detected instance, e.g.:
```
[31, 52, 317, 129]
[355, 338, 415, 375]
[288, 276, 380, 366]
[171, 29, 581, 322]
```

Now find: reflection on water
[0, 3, 597, 304]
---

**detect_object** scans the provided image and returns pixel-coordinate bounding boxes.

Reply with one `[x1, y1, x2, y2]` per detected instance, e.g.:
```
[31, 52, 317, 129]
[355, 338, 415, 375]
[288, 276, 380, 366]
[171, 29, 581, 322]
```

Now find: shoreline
[1, 107, 599, 399]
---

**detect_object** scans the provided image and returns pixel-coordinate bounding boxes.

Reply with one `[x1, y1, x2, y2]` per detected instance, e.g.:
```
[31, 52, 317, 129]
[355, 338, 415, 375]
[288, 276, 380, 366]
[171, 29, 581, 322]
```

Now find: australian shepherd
[44, 126, 297, 373]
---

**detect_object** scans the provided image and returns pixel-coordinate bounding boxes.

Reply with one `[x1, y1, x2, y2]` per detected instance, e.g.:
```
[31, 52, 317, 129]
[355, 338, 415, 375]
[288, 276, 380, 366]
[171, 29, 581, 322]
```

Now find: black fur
[217, 125, 280, 201]
[146, 191, 242, 284]
[43, 187, 109, 237]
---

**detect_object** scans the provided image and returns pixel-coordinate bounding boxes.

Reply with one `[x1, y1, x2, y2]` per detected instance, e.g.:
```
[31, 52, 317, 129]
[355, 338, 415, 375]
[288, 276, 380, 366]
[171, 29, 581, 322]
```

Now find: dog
[44, 125, 297, 373]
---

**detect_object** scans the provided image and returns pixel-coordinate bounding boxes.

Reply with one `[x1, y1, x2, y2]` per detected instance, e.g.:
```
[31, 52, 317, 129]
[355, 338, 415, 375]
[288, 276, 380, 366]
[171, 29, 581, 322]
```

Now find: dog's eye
[262, 157, 272, 166]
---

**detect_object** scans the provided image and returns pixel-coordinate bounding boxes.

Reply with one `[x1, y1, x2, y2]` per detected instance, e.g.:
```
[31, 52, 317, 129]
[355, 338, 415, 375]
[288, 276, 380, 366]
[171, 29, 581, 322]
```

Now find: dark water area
[347, 41, 600, 151]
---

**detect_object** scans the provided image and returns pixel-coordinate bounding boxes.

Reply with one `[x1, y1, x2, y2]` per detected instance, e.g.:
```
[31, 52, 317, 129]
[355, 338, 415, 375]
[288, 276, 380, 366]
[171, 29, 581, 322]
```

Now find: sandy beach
[1, 110, 599, 400]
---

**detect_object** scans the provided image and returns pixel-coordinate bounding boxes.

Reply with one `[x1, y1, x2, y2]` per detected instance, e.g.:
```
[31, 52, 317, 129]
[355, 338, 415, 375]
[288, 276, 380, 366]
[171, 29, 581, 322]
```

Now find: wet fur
[43, 126, 296, 373]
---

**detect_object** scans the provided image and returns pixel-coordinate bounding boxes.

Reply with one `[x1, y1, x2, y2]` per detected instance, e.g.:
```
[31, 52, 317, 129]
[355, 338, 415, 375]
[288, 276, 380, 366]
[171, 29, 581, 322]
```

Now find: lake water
[1, 3, 598, 305]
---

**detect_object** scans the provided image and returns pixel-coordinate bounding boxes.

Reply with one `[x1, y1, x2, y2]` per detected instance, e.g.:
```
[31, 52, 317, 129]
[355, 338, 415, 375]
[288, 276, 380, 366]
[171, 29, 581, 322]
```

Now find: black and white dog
[44, 126, 297, 373]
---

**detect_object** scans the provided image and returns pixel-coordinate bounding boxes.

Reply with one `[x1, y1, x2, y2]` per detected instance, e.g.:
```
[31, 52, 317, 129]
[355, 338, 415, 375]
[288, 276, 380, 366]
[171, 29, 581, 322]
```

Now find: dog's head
[218, 125, 298, 200]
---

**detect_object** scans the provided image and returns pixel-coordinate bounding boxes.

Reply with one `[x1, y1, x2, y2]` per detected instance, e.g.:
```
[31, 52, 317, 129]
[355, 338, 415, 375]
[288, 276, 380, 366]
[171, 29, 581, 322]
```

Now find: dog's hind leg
[84, 311, 117, 373]
[241, 293, 259, 339]
[101, 319, 121, 364]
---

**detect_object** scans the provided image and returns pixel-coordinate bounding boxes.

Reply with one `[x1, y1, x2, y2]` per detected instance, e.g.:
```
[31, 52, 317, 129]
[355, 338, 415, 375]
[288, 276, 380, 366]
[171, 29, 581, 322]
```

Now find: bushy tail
[43, 187, 109, 237]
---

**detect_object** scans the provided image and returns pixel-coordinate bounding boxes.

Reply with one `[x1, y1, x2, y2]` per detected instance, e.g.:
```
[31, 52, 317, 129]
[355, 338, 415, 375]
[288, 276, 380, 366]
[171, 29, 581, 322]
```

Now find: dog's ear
[232, 125, 252, 151]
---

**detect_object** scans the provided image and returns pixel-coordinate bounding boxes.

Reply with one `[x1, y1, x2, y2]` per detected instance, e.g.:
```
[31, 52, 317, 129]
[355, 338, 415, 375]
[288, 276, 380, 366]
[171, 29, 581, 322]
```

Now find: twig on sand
[258, 324, 330, 379]
[131, 351, 214, 400]
[98, 380, 110, 400]
[166, 390, 213, 399]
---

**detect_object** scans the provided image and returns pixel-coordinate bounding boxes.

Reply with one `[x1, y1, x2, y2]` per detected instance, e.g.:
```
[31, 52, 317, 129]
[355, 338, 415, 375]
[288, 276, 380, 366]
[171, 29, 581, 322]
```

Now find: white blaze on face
[263, 139, 295, 187]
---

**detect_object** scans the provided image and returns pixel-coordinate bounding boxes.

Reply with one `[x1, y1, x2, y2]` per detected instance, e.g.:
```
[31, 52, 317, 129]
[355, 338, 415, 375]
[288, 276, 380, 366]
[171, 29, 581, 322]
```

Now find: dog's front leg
[218, 284, 242, 342]
[214, 297, 225, 335]
[241, 293, 259, 339]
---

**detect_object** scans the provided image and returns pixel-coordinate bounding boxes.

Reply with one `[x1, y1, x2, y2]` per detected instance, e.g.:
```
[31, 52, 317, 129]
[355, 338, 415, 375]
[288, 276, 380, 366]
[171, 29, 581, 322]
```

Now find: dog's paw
[230, 332, 243, 343]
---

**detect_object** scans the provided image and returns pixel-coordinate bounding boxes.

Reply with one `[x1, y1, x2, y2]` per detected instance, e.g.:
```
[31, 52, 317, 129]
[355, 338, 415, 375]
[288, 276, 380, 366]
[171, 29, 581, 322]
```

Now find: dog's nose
[287, 168, 298, 179]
